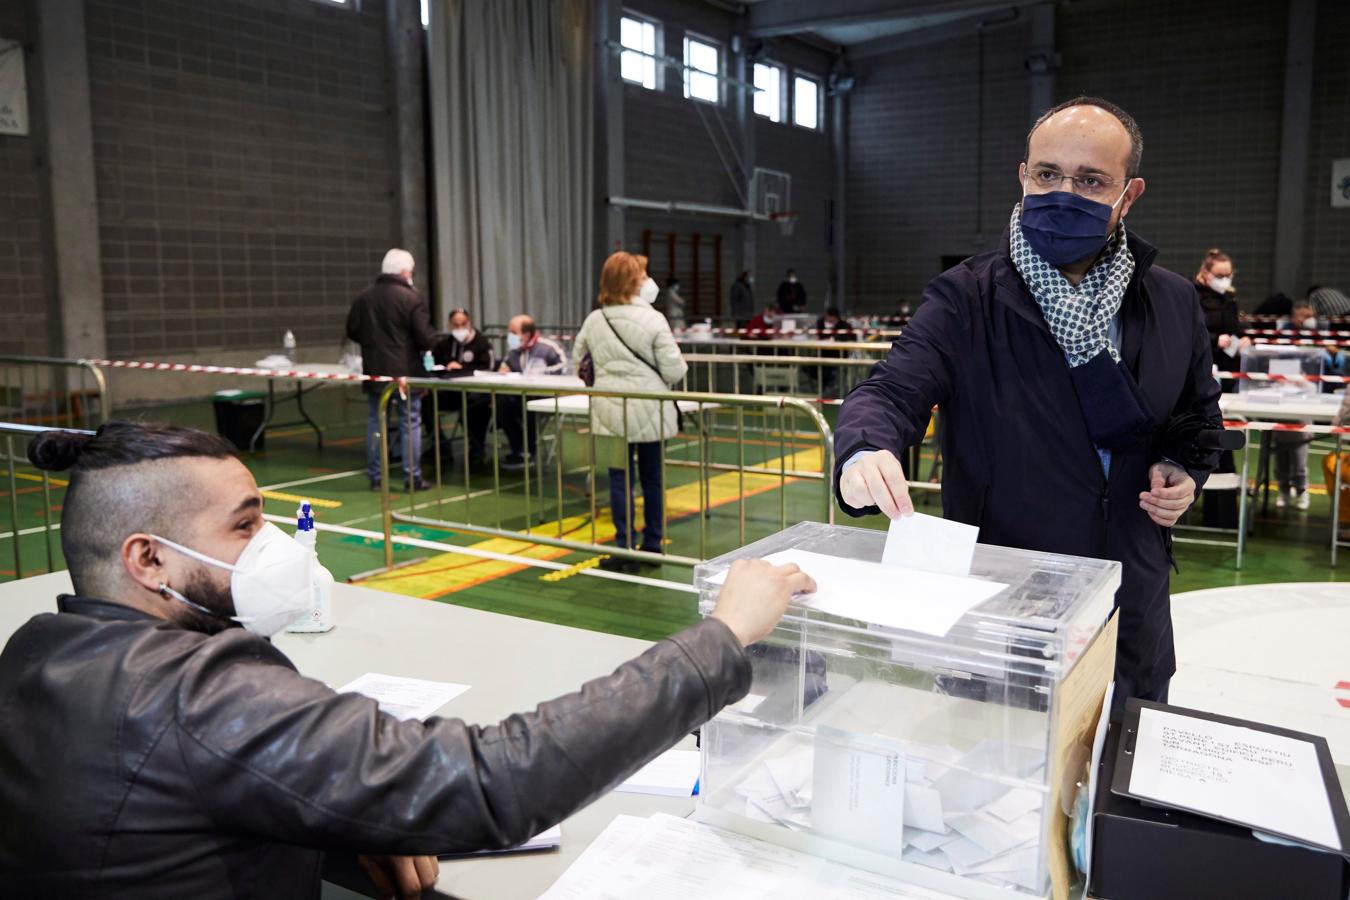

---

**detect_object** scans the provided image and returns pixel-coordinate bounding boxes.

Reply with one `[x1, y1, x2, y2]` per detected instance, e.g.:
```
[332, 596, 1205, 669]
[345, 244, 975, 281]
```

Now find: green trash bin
[212, 390, 266, 451]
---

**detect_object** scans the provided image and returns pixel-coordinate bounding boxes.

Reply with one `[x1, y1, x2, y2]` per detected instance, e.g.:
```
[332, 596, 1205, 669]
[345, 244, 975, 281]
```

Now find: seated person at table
[745, 302, 782, 339]
[812, 307, 855, 398]
[0, 422, 812, 900]
[496, 315, 569, 469]
[431, 308, 495, 467]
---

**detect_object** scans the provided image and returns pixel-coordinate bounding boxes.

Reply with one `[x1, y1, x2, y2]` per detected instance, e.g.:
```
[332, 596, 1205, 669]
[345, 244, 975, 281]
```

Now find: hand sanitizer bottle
[286, 500, 335, 633]
[282, 330, 297, 362]
[423, 350, 435, 372]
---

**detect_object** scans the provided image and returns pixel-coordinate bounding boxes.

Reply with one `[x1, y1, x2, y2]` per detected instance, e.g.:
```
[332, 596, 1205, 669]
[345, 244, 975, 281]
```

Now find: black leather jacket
[0, 596, 750, 898]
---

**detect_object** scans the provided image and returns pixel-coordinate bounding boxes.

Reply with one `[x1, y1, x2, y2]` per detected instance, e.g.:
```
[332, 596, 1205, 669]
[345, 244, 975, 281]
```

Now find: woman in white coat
[574, 252, 689, 573]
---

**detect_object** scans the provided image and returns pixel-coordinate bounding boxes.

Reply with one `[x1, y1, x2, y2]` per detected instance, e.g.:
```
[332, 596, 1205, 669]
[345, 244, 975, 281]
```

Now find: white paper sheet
[1268, 358, 1303, 377]
[764, 749, 814, 808]
[1127, 706, 1341, 851]
[948, 812, 1031, 856]
[747, 548, 1007, 637]
[541, 813, 951, 900]
[616, 748, 701, 797]
[447, 824, 561, 858]
[903, 783, 947, 834]
[882, 512, 978, 577]
[984, 787, 1043, 824]
[337, 673, 470, 721]
[812, 727, 906, 855]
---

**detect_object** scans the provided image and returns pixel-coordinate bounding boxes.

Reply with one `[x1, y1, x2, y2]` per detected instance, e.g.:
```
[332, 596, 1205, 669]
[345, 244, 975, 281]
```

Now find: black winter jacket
[0, 596, 749, 898]
[345, 274, 438, 392]
[834, 228, 1222, 696]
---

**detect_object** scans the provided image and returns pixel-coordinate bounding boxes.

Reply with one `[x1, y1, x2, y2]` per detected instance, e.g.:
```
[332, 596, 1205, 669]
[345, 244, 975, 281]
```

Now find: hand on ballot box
[711, 559, 817, 646]
[839, 449, 913, 519]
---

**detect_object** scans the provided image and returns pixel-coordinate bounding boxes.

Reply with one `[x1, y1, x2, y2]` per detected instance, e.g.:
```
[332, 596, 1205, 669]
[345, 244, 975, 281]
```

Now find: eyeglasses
[1024, 166, 1129, 201]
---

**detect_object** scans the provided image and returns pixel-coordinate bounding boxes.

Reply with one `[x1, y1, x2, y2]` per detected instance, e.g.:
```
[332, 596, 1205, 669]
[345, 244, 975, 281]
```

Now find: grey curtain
[428, 0, 593, 330]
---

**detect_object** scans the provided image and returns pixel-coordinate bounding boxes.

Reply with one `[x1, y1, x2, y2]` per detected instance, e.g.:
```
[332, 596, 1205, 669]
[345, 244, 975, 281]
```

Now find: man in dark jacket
[730, 271, 755, 327]
[430, 307, 495, 466]
[345, 249, 438, 491]
[0, 422, 813, 899]
[776, 268, 807, 314]
[835, 97, 1222, 705]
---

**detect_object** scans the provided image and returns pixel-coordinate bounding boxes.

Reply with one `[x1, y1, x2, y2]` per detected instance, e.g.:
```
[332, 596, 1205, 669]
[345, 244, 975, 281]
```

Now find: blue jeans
[609, 441, 664, 551]
[367, 392, 422, 482]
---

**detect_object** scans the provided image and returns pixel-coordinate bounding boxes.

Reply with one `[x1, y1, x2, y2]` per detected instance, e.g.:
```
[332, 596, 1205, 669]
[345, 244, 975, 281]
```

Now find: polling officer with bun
[834, 96, 1224, 705]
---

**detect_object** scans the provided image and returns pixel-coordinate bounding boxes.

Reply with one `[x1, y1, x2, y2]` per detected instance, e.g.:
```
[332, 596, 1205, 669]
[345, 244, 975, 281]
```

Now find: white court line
[0, 523, 61, 541]
[258, 469, 366, 491]
[261, 513, 696, 593]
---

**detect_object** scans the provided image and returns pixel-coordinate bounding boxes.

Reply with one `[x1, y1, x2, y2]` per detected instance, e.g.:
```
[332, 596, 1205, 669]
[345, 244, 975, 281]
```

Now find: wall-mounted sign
[1333, 159, 1350, 209]
[0, 39, 27, 136]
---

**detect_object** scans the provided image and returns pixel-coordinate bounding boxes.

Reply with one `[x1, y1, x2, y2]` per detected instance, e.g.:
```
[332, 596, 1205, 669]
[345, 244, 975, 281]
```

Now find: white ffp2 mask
[153, 522, 324, 637]
[636, 277, 659, 306]
[1208, 276, 1232, 295]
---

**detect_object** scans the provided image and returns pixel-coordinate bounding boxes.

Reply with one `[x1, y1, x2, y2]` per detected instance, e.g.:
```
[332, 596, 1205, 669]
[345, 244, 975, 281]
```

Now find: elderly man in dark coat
[834, 97, 1222, 704]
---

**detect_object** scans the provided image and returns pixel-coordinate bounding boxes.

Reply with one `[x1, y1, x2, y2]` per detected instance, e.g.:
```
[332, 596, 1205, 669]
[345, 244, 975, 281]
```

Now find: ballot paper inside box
[694, 522, 1120, 900]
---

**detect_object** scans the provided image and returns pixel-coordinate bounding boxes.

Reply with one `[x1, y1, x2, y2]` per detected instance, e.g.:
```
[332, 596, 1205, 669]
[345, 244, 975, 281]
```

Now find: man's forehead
[1029, 106, 1131, 172]
[183, 456, 259, 508]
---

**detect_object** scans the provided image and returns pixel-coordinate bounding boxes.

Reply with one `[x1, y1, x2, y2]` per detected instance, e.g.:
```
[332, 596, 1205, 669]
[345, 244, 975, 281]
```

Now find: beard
[172, 568, 240, 635]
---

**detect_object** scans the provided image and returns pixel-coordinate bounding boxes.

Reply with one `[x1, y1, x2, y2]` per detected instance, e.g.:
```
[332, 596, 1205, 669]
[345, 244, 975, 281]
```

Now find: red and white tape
[82, 358, 395, 383]
[1213, 370, 1347, 384]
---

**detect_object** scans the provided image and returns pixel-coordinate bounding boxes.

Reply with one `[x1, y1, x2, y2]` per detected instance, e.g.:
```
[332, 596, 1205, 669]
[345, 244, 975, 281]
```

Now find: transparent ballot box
[1239, 344, 1323, 400]
[694, 522, 1120, 899]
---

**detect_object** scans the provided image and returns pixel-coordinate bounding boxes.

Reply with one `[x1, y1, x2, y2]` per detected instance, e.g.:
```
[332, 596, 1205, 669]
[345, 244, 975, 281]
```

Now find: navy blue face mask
[1020, 185, 1129, 266]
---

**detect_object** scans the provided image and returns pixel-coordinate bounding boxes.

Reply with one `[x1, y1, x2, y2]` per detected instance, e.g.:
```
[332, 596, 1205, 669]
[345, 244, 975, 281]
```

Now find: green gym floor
[2, 387, 1343, 643]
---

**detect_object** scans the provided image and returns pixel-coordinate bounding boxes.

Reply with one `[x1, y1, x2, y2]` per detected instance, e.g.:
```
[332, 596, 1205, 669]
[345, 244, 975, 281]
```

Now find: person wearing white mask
[1193, 249, 1247, 529]
[654, 277, 686, 330]
[573, 253, 688, 573]
[496, 314, 569, 469]
[0, 421, 814, 898]
[431, 309, 495, 467]
[1194, 248, 1250, 394]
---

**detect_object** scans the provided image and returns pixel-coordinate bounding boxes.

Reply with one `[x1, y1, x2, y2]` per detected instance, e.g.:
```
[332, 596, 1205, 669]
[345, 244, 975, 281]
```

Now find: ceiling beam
[747, 0, 1018, 38]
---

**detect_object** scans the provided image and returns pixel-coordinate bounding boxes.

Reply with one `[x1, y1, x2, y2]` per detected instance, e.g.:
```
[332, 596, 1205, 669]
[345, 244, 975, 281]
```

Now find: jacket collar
[375, 273, 411, 288]
[992, 224, 1161, 334]
[57, 594, 161, 623]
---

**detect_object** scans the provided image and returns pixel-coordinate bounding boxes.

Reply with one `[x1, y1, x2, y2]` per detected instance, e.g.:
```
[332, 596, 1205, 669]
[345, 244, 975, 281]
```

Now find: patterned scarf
[1009, 204, 1136, 367]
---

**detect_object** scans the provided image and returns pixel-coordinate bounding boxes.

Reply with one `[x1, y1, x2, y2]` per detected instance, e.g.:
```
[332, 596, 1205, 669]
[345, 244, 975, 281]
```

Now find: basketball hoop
[769, 211, 798, 236]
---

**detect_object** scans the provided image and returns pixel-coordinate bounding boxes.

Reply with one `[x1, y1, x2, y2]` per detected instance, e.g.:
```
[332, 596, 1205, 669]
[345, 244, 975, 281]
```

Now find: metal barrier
[679, 352, 881, 399]
[0, 355, 109, 430]
[376, 376, 836, 570]
[2, 422, 90, 580]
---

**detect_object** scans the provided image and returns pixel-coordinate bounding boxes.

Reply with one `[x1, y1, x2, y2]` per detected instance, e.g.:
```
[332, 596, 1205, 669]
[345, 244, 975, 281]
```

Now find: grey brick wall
[847, 21, 1031, 312]
[846, 0, 1320, 312]
[85, 0, 399, 357]
[0, 1, 46, 355]
[1056, 0, 1286, 308]
[1303, 0, 1350, 295]
[618, 0, 835, 318]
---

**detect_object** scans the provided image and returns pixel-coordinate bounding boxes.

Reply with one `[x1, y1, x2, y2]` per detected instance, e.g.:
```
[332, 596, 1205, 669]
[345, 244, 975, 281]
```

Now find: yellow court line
[13, 472, 69, 487]
[261, 490, 342, 509]
[355, 447, 822, 600]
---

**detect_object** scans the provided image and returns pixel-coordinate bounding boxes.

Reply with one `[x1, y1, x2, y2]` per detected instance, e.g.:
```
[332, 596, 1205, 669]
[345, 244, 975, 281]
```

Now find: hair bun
[27, 430, 95, 472]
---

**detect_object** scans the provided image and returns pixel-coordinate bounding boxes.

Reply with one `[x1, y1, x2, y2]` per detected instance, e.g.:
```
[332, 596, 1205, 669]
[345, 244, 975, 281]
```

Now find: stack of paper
[615, 748, 701, 797]
[336, 673, 471, 721]
[540, 813, 959, 899]
[726, 735, 1048, 892]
